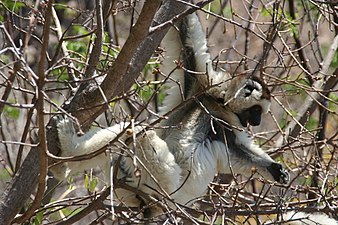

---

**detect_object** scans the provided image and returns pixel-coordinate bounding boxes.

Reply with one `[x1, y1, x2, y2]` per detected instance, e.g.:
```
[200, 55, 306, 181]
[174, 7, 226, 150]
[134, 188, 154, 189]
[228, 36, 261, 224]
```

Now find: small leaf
[89, 177, 98, 192]
[84, 174, 89, 188]
[4, 105, 20, 119]
[32, 211, 43, 225]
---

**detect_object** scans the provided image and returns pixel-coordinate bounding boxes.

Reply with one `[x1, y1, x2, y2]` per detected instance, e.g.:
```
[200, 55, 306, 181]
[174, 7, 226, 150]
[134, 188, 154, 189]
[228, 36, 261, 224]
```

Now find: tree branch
[275, 34, 338, 147]
[12, 0, 54, 223]
[65, 0, 188, 129]
[83, 0, 104, 79]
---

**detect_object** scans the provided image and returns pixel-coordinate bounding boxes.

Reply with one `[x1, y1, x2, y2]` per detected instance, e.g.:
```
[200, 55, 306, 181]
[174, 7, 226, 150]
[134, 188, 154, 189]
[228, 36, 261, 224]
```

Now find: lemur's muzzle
[237, 105, 262, 127]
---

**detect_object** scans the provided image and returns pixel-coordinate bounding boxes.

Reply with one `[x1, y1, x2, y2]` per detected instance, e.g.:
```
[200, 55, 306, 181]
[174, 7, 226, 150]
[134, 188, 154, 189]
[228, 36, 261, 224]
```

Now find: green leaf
[67, 176, 74, 190]
[328, 93, 337, 111]
[89, 177, 98, 192]
[4, 105, 20, 119]
[223, 6, 233, 18]
[140, 85, 155, 102]
[261, 8, 271, 17]
[32, 210, 44, 225]
[305, 116, 318, 131]
[0, 168, 11, 181]
[1, 0, 26, 13]
[84, 174, 89, 188]
[61, 207, 82, 217]
[65, 40, 88, 57]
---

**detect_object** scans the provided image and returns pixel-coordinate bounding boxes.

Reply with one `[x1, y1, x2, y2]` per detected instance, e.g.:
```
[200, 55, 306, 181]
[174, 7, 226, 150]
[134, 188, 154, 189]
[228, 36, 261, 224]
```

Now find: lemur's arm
[57, 118, 129, 157]
[52, 118, 130, 180]
[160, 13, 231, 115]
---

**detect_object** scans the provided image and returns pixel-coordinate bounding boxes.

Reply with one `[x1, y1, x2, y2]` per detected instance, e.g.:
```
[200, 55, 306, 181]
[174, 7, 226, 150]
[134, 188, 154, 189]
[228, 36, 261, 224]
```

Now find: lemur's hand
[267, 162, 289, 184]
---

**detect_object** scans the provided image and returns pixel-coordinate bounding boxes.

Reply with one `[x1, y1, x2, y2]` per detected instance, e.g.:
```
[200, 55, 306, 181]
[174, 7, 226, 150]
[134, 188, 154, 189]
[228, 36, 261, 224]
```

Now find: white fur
[160, 13, 231, 115]
[159, 26, 186, 115]
[183, 14, 229, 93]
[169, 134, 277, 205]
[54, 118, 182, 207]
[53, 120, 129, 179]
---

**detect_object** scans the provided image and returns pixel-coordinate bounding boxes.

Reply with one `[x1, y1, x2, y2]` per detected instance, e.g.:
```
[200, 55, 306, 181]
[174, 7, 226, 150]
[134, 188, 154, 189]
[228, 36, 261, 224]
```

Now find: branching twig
[275, 34, 338, 147]
[51, 6, 77, 81]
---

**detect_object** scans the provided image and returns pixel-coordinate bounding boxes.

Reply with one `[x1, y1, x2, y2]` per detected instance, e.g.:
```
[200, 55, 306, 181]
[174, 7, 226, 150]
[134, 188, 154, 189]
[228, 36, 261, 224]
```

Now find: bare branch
[276, 34, 338, 147]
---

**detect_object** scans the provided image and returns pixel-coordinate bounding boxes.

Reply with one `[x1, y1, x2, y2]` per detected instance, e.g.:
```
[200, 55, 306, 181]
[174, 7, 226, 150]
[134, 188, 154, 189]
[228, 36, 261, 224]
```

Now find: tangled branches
[0, 0, 337, 224]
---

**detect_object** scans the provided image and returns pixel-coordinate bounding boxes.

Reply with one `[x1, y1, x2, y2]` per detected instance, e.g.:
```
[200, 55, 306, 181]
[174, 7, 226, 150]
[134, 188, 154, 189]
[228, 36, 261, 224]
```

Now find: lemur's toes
[280, 168, 289, 184]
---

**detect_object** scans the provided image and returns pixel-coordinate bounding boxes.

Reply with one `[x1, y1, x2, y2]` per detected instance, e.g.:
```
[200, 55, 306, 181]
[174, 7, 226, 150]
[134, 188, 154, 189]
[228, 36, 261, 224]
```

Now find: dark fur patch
[236, 105, 263, 127]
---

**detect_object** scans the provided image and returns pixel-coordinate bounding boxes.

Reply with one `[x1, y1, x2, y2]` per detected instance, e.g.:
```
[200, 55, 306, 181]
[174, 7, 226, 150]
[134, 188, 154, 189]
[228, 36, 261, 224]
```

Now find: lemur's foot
[54, 115, 79, 158]
[139, 130, 165, 159]
[137, 130, 181, 191]
[56, 116, 76, 136]
[51, 116, 76, 179]
[267, 162, 289, 184]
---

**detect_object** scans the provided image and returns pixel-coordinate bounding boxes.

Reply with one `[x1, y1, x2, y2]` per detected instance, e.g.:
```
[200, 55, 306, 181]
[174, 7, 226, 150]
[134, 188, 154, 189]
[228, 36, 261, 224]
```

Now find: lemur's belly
[172, 141, 218, 205]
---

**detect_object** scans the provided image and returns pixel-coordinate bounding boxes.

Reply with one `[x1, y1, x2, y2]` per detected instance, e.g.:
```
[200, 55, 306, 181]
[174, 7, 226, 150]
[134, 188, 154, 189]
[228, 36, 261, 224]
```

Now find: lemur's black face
[237, 105, 262, 127]
[234, 77, 269, 127]
[214, 76, 270, 127]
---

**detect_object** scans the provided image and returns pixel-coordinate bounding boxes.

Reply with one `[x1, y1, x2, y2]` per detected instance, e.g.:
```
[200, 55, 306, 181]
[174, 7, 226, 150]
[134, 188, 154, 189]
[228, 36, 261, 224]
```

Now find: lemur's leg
[136, 130, 181, 195]
[124, 130, 181, 220]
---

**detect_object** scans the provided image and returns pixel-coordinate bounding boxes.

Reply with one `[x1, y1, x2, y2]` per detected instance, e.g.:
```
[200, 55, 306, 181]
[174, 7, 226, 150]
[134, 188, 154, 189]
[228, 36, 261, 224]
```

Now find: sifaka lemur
[52, 12, 290, 217]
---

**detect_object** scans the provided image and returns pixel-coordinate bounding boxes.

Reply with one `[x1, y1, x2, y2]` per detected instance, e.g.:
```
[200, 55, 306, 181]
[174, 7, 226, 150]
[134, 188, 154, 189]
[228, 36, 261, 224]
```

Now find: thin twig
[275, 34, 338, 147]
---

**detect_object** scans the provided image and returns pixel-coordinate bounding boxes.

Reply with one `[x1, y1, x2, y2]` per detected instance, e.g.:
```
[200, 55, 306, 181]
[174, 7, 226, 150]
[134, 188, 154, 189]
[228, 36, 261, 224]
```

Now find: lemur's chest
[162, 106, 213, 163]
[160, 108, 223, 202]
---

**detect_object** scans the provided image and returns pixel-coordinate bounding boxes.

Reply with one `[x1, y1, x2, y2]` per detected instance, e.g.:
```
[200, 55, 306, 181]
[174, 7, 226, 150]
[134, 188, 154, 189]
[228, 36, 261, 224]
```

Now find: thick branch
[65, 0, 162, 128]
[83, 0, 104, 79]
[66, 0, 188, 129]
